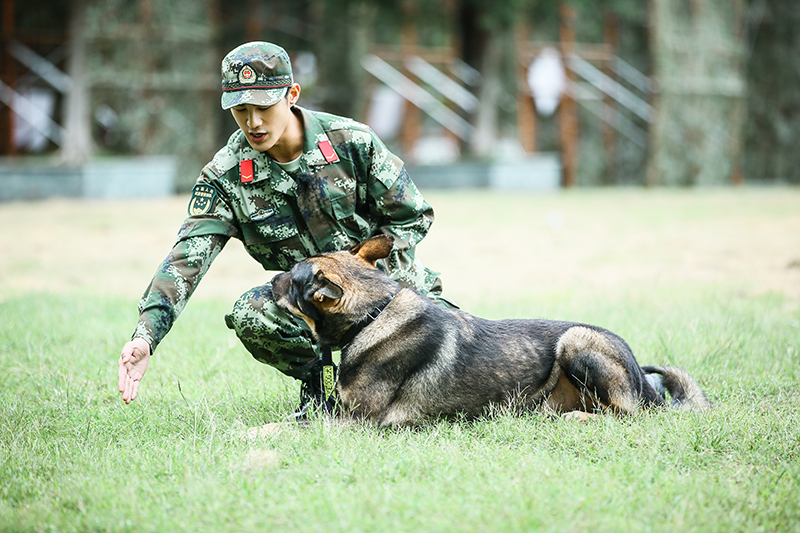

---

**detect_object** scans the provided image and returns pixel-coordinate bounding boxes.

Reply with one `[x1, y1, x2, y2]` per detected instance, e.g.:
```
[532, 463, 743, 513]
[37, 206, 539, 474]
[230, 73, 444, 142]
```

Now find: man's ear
[349, 234, 394, 266]
[287, 83, 301, 106]
[312, 273, 343, 302]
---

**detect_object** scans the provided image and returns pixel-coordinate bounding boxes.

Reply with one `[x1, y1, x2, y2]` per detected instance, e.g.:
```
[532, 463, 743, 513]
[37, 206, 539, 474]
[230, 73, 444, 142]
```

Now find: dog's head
[271, 235, 399, 345]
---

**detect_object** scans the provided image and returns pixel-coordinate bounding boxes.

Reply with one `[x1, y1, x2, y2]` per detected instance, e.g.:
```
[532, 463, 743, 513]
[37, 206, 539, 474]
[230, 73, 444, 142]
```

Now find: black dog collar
[338, 292, 398, 348]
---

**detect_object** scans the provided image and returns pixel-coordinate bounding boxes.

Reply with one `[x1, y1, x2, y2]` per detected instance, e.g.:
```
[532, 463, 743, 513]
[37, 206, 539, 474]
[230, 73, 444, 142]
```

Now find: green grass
[1, 289, 798, 532]
[2, 189, 800, 532]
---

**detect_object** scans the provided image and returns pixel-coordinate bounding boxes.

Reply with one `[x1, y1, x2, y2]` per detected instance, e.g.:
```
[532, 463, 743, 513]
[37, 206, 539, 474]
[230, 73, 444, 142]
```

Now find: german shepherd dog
[271, 235, 710, 426]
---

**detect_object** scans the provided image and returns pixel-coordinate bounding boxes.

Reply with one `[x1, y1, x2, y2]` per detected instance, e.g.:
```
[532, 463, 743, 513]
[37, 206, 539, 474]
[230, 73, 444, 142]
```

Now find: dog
[270, 235, 710, 426]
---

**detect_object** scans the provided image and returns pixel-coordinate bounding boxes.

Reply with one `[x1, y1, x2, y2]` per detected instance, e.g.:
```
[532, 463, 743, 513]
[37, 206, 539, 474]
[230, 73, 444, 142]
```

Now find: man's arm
[133, 233, 229, 351]
[117, 232, 228, 403]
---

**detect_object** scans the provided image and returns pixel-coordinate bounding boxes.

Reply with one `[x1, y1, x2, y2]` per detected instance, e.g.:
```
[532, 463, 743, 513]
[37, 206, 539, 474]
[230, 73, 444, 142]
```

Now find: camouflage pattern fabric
[223, 284, 322, 379]
[134, 106, 442, 378]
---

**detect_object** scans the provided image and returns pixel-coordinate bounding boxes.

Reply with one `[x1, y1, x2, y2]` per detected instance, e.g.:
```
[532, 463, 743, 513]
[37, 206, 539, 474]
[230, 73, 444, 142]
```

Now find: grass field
[1, 187, 799, 532]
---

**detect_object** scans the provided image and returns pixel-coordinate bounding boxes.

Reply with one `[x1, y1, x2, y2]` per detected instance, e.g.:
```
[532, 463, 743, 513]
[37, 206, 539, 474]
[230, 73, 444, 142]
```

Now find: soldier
[117, 41, 449, 419]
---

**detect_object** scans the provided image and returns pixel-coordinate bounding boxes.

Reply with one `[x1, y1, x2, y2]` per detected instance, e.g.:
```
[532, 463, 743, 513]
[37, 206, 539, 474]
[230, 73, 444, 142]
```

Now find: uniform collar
[297, 106, 337, 168]
[237, 106, 336, 195]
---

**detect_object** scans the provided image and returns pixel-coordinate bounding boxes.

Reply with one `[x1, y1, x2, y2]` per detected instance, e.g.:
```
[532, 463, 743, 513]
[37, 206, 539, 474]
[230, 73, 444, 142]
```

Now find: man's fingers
[118, 341, 149, 404]
[123, 376, 134, 403]
[118, 347, 131, 393]
[118, 357, 128, 393]
[121, 371, 142, 403]
[131, 380, 140, 402]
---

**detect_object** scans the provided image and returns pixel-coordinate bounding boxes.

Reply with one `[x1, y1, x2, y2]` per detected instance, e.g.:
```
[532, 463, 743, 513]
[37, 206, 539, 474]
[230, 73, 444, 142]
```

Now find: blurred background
[0, 0, 796, 198]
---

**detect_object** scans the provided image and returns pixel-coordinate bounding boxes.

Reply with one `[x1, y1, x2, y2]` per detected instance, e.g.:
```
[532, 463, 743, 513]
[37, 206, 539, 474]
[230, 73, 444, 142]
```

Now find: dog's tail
[642, 366, 711, 411]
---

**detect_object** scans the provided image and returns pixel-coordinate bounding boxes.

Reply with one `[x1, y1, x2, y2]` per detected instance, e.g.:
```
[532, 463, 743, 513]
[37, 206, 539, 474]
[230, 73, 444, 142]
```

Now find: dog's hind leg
[555, 326, 642, 415]
[543, 372, 601, 419]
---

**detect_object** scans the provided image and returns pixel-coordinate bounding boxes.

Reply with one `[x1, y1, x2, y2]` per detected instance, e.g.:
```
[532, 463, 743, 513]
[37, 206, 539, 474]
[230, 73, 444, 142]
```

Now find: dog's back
[339, 288, 675, 424]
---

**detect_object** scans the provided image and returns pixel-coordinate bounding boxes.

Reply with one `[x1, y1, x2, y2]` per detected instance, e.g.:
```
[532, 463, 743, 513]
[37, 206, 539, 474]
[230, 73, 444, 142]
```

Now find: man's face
[230, 99, 292, 152]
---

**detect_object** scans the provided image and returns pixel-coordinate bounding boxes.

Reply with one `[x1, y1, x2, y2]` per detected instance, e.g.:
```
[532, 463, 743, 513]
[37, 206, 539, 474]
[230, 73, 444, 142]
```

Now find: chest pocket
[328, 191, 356, 220]
[240, 215, 300, 244]
[325, 190, 372, 242]
[238, 214, 310, 271]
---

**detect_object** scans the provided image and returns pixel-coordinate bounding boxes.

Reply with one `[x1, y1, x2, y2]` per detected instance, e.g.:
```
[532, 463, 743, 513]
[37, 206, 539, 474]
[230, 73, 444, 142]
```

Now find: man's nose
[248, 110, 262, 128]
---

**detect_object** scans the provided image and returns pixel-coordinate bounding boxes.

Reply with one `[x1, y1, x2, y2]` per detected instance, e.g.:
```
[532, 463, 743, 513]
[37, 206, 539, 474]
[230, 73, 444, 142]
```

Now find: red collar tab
[317, 140, 339, 163]
[240, 159, 254, 183]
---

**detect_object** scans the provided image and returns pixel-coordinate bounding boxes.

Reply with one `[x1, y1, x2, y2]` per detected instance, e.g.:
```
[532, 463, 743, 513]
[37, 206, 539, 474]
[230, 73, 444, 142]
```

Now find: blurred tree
[61, 0, 92, 164]
[566, 0, 651, 186]
[313, 0, 376, 118]
[744, 0, 800, 184]
[85, 0, 220, 189]
[16, 0, 788, 188]
[646, 0, 747, 186]
[458, 0, 524, 158]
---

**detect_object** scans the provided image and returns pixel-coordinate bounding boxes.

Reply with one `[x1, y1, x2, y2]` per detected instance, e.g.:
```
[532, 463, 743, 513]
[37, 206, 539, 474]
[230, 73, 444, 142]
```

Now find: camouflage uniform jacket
[134, 106, 440, 352]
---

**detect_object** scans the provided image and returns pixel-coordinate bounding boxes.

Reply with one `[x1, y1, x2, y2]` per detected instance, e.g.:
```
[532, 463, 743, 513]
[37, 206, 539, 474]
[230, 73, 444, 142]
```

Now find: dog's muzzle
[270, 271, 291, 301]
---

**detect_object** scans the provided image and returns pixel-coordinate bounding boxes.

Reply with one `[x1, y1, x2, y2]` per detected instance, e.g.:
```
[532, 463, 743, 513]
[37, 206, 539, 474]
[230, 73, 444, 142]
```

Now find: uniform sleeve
[132, 233, 228, 353]
[178, 173, 241, 241]
[365, 131, 441, 293]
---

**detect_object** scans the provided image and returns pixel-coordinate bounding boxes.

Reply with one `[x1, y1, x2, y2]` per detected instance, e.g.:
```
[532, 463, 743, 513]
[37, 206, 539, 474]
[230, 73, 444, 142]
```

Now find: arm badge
[188, 184, 217, 216]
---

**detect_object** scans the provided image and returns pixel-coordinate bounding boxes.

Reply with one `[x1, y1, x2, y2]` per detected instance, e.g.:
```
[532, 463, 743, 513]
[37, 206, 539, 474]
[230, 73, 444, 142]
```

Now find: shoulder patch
[188, 183, 217, 216]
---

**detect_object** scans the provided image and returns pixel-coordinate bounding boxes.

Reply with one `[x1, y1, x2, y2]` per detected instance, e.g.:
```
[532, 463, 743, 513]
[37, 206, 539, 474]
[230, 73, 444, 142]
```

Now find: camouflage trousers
[224, 284, 322, 380]
[224, 282, 455, 381]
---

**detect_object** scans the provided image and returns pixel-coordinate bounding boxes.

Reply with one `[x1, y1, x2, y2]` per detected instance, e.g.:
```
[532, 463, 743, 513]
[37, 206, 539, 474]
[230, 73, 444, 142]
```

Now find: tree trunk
[468, 33, 503, 158]
[458, 3, 517, 159]
[60, 0, 93, 164]
[646, 0, 747, 186]
[315, 0, 375, 119]
[744, 0, 800, 184]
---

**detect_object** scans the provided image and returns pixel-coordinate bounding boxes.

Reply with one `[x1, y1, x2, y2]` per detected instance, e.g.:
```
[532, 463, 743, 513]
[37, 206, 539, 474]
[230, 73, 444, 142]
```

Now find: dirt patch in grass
[2, 188, 799, 308]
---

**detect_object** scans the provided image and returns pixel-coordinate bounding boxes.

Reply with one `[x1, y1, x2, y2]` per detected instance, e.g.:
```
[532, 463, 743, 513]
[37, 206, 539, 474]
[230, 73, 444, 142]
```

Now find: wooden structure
[514, 5, 642, 188]
[1, 0, 14, 155]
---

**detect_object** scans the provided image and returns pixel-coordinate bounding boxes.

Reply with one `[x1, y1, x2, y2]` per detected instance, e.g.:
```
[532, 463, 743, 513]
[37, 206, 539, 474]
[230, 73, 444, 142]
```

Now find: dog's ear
[312, 272, 344, 303]
[349, 234, 394, 266]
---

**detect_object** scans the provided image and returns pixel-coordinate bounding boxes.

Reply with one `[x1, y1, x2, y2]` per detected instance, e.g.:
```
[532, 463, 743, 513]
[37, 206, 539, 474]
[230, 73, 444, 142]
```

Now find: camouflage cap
[221, 42, 293, 110]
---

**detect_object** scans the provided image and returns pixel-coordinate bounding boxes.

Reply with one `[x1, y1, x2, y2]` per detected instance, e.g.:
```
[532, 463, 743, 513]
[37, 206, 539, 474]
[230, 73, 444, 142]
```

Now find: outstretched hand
[118, 338, 151, 404]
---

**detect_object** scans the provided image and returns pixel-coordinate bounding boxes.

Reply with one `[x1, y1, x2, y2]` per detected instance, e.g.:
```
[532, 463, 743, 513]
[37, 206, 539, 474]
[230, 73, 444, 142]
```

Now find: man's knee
[225, 284, 319, 379]
[225, 285, 272, 333]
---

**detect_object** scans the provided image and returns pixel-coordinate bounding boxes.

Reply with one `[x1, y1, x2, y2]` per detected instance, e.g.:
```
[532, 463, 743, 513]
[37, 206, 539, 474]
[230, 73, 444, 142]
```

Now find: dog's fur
[271, 235, 710, 426]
